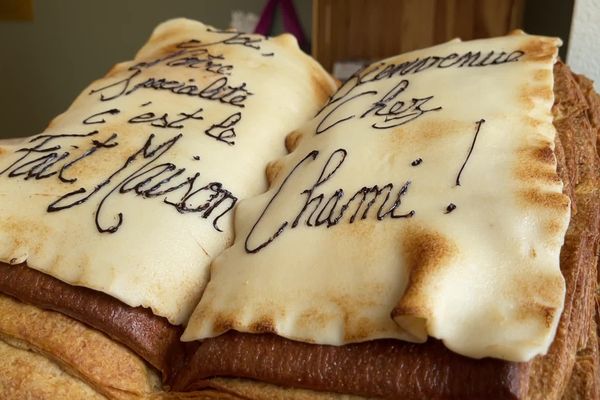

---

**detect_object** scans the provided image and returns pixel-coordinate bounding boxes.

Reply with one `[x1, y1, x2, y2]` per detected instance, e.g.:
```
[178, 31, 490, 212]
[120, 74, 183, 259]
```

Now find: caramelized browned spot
[249, 317, 276, 334]
[212, 315, 236, 333]
[511, 272, 564, 328]
[516, 164, 561, 185]
[296, 308, 329, 331]
[265, 160, 284, 187]
[343, 317, 378, 343]
[521, 38, 556, 63]
[285, 131, 303, 152]
[523, 116, 543, 128]
[519, 189, 570, 210]
[530, 247, 537, 258]
[522, 85, 554, 102]
[534, 69, 552, 82]
[534, 146, 556, 164]
[311, 67, 335, 106]
[392, 229, 457, 320]
[514, 302, 558, 329]
[0, 217, 51, 256]
[514, 144, 563, 185]
[418, 119, 465, 141]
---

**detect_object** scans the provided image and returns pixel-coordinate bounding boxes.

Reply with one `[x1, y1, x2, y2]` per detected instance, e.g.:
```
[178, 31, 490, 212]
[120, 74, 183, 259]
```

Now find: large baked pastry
[0, 25, 598, 400]
[173, 32, 600, 399]
[0, 18, 336, 399]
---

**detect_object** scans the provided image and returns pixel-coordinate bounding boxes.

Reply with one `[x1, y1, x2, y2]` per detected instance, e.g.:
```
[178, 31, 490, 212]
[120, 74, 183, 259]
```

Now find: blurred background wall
[567, 0, 600, 90]
[0, 0, 576, 138]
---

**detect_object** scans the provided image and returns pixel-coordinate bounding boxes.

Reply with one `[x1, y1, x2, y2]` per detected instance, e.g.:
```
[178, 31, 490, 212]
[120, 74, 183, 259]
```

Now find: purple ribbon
[255, 0, 307, 48]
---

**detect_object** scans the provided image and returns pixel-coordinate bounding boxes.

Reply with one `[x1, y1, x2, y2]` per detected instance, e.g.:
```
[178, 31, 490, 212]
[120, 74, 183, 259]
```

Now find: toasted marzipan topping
[184, 32, 569, 362]
[0, 18, 336, 325]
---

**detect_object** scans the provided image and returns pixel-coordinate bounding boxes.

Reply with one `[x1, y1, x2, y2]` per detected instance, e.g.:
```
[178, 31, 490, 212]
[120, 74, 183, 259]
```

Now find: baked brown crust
[0, 262, 189, 383]
[0, 338, 107, 400]
[0, 294, 160, 399]
[191, 377, 369, 400]
[526, 62, 600, 400]
[0, 294, 246, 400]
[561, 319, 600, 399]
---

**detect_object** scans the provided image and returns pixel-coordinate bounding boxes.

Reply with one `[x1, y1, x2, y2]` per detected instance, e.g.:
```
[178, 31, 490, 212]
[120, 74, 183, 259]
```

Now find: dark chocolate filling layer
[175, 331, 529, 399]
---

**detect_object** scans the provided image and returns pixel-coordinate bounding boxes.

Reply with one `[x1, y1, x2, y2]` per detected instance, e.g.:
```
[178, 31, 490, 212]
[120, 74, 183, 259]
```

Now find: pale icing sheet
[183, 32, 571, 362]
[0, 18, 336, 325]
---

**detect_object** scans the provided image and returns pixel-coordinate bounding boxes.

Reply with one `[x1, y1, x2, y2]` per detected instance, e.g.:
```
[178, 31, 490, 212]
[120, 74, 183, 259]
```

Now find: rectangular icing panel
[0, 18, 336, 325]
[184, 32, 570, 362]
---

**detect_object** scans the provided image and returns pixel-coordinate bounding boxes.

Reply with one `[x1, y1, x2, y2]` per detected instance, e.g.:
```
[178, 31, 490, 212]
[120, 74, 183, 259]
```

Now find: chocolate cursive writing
[316, 79, 441, 134]
[245, 149, 414, 253]
[90, 72, 252, 107]
[332, 48, 524, 98]
[128, 106, 205, 129]
[204, 112, 241, 145]
[315, 47, 523, 134]
[88, 32, 259, 106]
[455, 119, 486, 186]
[0, 132, 236, 233]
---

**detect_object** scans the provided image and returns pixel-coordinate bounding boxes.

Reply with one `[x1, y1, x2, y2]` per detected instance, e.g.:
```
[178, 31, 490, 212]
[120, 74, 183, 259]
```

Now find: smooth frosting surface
[184, 32, 570, 362]
[0, 18, 336, 325]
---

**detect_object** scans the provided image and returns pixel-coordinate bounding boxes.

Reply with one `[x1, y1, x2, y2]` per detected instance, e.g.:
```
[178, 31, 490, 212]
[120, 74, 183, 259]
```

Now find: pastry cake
[174, 32, 600, 399]
[0, 18, 336, 399]
[0, 23, 598, 400]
